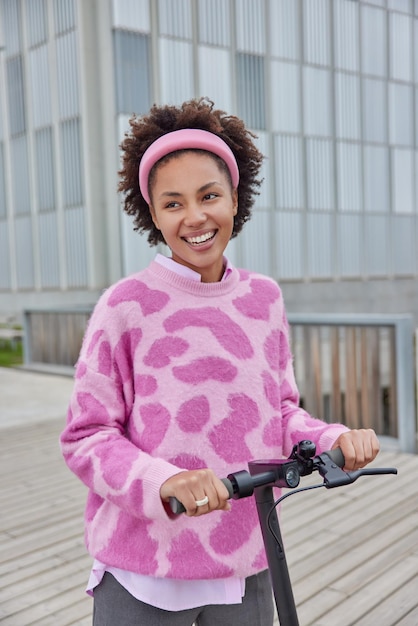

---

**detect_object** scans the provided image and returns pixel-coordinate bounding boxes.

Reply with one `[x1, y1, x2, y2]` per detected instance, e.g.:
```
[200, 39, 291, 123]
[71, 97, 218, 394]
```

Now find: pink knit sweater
[60, 261, 348, 580]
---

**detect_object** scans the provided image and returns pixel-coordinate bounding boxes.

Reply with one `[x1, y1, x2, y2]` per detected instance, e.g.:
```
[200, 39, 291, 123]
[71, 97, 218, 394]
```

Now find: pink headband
[138, 129, 239, 204]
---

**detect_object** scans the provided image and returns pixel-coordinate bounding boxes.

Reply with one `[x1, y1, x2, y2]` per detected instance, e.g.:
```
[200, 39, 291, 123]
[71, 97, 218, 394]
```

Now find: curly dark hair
[118, 98, 264, 246]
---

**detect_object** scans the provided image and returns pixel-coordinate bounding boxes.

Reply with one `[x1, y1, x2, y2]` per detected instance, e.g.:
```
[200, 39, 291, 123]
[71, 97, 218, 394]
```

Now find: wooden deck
[0, 417, 417, 625]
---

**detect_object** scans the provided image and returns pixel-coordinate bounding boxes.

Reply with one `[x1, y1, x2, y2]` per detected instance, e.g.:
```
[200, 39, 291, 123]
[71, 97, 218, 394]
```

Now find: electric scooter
[170, 440, 398, 626]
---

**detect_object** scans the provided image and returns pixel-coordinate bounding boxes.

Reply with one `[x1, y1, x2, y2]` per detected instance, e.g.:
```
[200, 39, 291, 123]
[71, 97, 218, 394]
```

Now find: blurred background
[0, 0, 416, 449]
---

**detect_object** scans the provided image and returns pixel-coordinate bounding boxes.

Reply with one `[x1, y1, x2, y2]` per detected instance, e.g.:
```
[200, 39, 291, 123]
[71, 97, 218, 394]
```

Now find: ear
[232, 188, 238, 216]
[149, 205, 160, 230]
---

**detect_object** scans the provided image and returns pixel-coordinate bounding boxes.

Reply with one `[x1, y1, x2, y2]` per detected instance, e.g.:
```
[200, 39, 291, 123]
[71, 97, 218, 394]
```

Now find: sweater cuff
[318, 424, 350, 455]
[142, 458, 185, 521]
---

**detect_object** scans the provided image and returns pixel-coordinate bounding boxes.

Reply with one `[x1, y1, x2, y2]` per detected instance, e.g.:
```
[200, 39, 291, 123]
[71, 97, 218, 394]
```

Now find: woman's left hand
[332, 429, 380, 471]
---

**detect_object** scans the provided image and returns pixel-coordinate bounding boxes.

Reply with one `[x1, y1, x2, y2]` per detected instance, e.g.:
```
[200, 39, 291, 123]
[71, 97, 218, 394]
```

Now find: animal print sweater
[60, 260, 348, 580]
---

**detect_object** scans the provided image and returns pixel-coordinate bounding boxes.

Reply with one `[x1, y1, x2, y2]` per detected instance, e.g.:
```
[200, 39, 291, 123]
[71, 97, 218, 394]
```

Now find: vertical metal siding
[14, 214, 34, 288]
[303, 0, 330, 66]
[53, 0, 76, 35]
[60, 118, 83, 208]
[158, 0, 192, 39]
[363, 145, 390, 213]
[10, 135, 30, 215]
[388, 83, 413, 146]
[0, 143, 6, 218]
[26, 0, 47, 47]
[238, 209, 271, 275]
[275, 211, 304, 279]
[337, 142, 362, 212]
[361, 5, 387, 77]
[274, 135, 304, 209]
[197, 0, 230, 46]
[35, 127, 56, 212]
[303, 67, 332, 136]
[39, 211, 60, 287]
[307, 213, 333, 278]
[362, 78, 387, 143]
[335, 72, 361, 140]
[365, 215, 389, 276]
[389, 12, 412, 81]
[29, 44, 52, 128]
[56, 30, 80, 119]
[270, 60, 301, 133]
[236, 0, 266, 54]
[392, 148, 414, 214]
[338, 214, 362, 277]
[333, 0, 359, 72]
[269, 0, 300, 60]
[253, 131, 271, 209]
[198, 46, 232, 113]
[393, 216, 415, 275]
[112, 0, 150, 32]
[65, 206, 87, 287]
[0, 221, 11, 289]
[306, 138, 334, 211]
[159, 38, 194, 104]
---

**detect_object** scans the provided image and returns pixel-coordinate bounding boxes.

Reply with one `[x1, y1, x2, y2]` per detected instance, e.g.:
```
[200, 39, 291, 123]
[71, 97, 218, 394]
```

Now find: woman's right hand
[160, 468, 231, 516]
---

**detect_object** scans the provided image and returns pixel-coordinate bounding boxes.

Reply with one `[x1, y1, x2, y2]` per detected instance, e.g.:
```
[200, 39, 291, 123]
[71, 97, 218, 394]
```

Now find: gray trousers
[93, 570, 274, 626]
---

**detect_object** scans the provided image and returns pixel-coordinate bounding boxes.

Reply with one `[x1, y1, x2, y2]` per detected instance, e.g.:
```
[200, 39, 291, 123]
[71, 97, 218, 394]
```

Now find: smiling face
[149, 152, 238, 283]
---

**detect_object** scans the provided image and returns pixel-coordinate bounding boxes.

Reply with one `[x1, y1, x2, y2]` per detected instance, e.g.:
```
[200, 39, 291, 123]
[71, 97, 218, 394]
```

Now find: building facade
[1, 0, 418, 321]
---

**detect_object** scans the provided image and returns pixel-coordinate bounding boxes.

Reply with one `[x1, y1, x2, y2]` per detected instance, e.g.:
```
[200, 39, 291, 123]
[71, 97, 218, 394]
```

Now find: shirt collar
[155, 253, 232, 282]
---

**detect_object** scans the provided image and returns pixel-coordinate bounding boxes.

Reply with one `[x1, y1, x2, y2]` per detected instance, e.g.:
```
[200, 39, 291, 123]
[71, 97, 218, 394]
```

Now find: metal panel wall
[158, 0, 192, 39]
[393, 216, 415, 275]
[303, 0, 330, 66]
[306, 138, 334, 211]
[333, 0, 359, 72]
[14, 215, 34, 288]
[1, 0, 21, 55]
[0, 221, 11, 289]
[269, 0, 300, 60]
[10, 135, 30, 215]
[337, 214, 362, 277]
[197, 46, 232, 113]
[60, 118, 83, 208]
[270, 60, 301, 134]
[53, 0, 76, 35]
[112, 0, 150, 32]
[337, 142, 362, 213]
[389, 83, 413, 146]
[56, 30, 80, 119]
[114, 30, 151, 115]
[159, 38, 194, 104]
[35, 127, 56, 212]
[365, 215, 389, 276]
[275, 211, 304, 279]
[26, 0, 47, 47]
[6, 55, 25, 135]
[39, 211, 60, 288]
[236, 0, 266, 54]
[64, 206, 87, 288]
[197, 0, 230, 46]
[29, 44, 52, 128]
[0, 143, 6, 218]
[392, 148, 414, 214]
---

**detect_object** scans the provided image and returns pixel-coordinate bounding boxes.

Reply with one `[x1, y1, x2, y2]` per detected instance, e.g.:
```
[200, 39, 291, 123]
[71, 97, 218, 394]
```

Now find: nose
[183, 203, 207, 227]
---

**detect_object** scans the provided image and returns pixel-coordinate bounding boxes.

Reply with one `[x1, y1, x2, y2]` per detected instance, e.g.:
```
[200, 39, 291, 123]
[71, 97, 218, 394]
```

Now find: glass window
[35, 127, 56, 212]
[389, 82, 413, 146]
[114, 30, 151, 115]
[303, 67, 332, 137]
[236, 53, 266, 129]
[6, 55, 26, 135]
[306, 138, 334, 211]
[337, 142, 362, 212]
[274, 135, 304, 209]
[236, 0, 266, 54]
[303, 0, 330, 66]
[361, 5, 387, 78]
[364, 145, 389, 213]
[269, 0, 300, 60]
[270, 60, 300, 133]
[198, 0, 230, 46]
[362, 78, 387, 143]
[335, 72, 361, 140]
[11, 135, 30, 215]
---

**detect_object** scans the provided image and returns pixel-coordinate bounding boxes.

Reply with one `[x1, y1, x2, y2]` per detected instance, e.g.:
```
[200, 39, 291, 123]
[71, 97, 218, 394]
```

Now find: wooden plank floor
[0, 417, 417, 625]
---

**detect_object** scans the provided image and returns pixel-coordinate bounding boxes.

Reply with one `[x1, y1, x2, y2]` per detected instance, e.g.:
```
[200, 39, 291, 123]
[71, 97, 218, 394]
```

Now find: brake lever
[315, 451, 398, 488]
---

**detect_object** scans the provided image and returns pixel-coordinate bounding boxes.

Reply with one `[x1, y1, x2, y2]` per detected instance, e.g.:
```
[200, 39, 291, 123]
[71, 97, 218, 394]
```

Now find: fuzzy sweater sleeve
[278, 309, 349, 457]
[60, 302, 183, 522]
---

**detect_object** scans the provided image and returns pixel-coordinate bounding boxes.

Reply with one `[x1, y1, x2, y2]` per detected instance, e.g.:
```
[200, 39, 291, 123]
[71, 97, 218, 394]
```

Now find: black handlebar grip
[324, 447, 345, 468]
[169, 478, 234, 515]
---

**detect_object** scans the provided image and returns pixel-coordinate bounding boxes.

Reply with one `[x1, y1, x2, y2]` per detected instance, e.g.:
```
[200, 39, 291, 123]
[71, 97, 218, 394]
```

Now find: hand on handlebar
[331, 428, 380, 471]
[160, 469, 231, 517]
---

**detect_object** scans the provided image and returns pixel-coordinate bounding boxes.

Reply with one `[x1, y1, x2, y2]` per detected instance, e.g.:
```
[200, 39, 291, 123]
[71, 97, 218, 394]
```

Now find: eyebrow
[158, 181, 222, 199]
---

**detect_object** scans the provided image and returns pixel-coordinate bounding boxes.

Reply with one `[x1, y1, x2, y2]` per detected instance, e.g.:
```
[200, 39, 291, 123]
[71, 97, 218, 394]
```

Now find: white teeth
[186, 232, 215, 245]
